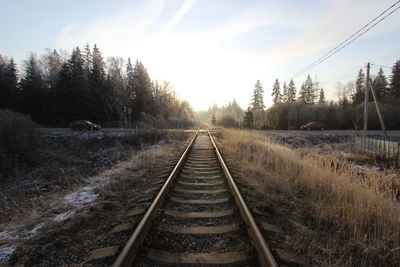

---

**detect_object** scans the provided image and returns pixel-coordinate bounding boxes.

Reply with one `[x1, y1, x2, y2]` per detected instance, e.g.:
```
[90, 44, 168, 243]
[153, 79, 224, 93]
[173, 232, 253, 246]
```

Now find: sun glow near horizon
[2, 0, 400, 111]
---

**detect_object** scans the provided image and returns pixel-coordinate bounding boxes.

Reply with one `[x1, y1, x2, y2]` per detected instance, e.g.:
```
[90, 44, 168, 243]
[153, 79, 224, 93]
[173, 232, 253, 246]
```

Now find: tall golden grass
[219, 129, 399, 266]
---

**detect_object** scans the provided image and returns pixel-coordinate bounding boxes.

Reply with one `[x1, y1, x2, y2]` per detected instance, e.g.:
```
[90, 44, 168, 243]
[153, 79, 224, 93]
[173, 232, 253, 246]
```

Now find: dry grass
[219, 129, 400, 266]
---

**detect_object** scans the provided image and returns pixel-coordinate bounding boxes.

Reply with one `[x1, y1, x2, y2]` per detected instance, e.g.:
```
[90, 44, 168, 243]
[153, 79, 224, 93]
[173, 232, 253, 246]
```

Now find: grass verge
[219, 129, 399, 266]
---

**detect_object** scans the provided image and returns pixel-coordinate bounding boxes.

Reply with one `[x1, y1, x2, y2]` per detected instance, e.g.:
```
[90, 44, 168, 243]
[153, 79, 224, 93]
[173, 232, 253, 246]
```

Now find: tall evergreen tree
[271, 79, 281, 104]
[42, 49, 63, 90]
[352, 68, 365, 105]
[389, 59, 400, 99]
[55, 46, 88, 124]
[83, 43, 92, 77]
[372, 67, 388, 101]
[89, 44, 110, 122]
[303, 74, 315, 103]
[282, 82, 288, 103]
[211, 114, 216, 125]
[318, 88, 326, 104]
[243, 106, 254, 129]
[125, 57, 135, 107]
[131, 60, 153, 118]
[251, 80, 265, 111]
[20, 54, 46, 122]
[287, 79, 296, 102]
[0, 57, 18, 109]
[251, 80, 265, 128]
[298, 83, 306, 102]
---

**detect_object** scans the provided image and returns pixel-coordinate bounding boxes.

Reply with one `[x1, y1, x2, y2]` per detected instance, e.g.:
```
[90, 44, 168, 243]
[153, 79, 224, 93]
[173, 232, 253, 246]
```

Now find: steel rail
[207, 128, 278, 267]
[113, 128, 200, 267]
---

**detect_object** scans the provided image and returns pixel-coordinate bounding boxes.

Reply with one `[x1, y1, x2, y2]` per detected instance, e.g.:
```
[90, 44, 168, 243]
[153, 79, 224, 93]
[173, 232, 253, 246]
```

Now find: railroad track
[113, 128, 277, 266]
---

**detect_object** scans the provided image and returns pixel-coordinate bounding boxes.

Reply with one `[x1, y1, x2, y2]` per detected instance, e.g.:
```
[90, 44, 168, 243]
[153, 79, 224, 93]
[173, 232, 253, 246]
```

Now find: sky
[1, 0, 399, 110]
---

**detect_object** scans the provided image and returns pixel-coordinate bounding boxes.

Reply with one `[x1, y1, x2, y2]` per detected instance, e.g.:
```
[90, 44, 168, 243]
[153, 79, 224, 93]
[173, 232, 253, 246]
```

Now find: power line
[285, 0, 400, 82]
[370, 63, 392, 69]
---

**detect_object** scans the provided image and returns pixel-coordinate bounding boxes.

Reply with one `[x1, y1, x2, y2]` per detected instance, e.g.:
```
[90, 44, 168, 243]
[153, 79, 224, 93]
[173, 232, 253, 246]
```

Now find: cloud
[161, 0, 198, 36]
[198, 1, 279, 44]
[55, 0, 164, 54]
[265, 0, 400, 69]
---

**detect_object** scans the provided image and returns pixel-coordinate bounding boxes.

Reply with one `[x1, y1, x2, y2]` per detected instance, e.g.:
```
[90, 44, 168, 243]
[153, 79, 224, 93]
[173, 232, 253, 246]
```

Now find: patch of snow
[0, 245, 16, 263]
[54, 210, 76, 222]
[0, 221, 48, 241]
[65, 187, 99, 206]
[356, 164, 382, 172]
[64, 176, 110, 207]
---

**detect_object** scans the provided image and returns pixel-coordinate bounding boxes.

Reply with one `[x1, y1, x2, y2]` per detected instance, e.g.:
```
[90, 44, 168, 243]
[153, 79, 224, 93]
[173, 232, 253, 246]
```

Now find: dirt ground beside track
[0, 131, 191, 265]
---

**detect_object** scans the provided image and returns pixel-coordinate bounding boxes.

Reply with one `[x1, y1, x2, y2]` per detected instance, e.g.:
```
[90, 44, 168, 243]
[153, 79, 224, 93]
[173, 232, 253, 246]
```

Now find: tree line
[0, 45, 194, 127]
[196, 99, 244, 128]
[211, 59, 400, 130]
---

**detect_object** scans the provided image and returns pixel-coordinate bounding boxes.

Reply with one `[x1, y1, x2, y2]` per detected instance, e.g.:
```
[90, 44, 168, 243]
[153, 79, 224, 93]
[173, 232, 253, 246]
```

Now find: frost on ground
[0, 169, 117, 263]
[0, 245, 16, 263]
[65, 176, 110, 207]
[0, 221, 48, 263]
[53, 211, 76, 222]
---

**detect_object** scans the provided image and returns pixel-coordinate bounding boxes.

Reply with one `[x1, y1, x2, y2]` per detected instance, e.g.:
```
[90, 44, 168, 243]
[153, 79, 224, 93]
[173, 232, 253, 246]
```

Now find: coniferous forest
[202, 60, 400, 130]
[0, 45, 194, 127]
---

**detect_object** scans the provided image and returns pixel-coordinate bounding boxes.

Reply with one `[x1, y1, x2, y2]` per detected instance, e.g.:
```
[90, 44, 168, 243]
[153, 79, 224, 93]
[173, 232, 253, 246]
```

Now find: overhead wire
[284, 0, 400, 82]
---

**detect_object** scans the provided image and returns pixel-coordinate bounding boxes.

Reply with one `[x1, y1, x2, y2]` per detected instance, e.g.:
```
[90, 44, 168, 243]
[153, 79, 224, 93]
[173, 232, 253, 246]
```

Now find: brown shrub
[0, 109, 41, 176]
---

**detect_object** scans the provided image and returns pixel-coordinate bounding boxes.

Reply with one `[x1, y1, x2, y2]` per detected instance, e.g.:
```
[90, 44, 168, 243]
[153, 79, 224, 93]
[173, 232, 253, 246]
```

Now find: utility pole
[363, 62, 370, 138]
[369, 80, 388, 139]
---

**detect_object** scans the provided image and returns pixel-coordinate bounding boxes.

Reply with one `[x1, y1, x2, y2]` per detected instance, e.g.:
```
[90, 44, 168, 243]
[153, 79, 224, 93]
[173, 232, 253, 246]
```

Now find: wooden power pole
[363, 62, 388, 140]
[363, 62, 370, 138]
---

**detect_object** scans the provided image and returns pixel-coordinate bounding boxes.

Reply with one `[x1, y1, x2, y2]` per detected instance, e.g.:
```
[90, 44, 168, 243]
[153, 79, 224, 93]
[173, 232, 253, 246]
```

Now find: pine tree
[251, 80, 265, 128]
[271, 78, 281, 104]
[287, 79, 296, 102]
[298, 83, 306, 102]
[282, 82, 288, 103]
[352, 69, 365, 105]
[43, 49, 62, 90]
[389, 59, 400, 99]
[0, 57, 18, 109]
[372, 67, 388, 101]
[83, 43, 92, 76]
[211, 114, 216, 125]
[303, 74, 315, 103]
[243, 106, 254, 129]
[125, 58, 135, 107]
[131, 60, 154, 118]
[55, 47, 88, 124]
[89, 44, 110, 122]
[318, 88, 326, 104]
[20, 54, 46, 122]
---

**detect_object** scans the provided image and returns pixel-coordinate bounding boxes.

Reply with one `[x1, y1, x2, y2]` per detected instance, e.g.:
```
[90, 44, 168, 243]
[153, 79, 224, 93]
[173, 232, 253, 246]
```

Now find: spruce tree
[298, 83, 306, 102]
[282, 82, 288, 103]
[45, 49, 62, 90]
[287, 79, 296, 102]
[0, 57, 18, 109]
[89, 44, 110, 122]
[303, 74, 315, 103]
[211, 114, 216, 125]
[55, 47, 88, 124]
[132, 60, 153, 118]
[389, 59, 400, 99]
[251, 80, 265, 128]
[271, 79, 281, 104]
[352, 69, 365, 105]
[318, 88, 326, 104]
[372, 67, 388, 101]
[83, 43, 92, 77]
[243, 106, 254, 129]
[20, 54, 46, 122]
